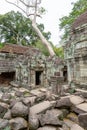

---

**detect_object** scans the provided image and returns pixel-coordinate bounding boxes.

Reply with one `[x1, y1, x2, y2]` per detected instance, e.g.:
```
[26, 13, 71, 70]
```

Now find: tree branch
[19, 0, 35, 7]
[37, 0, 42, 4]
[33, 0, 37, 22]
[28, 13, 41, 18]
[5, 0, 26, 14]
[32, 22, 55, 56]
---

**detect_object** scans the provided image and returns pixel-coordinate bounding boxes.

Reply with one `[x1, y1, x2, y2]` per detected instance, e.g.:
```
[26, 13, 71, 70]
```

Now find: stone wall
[10, 46, 64, 89]
[0, 45, 64, 90]
[0, 53, 15, 73]
[64, 23, 87, 88]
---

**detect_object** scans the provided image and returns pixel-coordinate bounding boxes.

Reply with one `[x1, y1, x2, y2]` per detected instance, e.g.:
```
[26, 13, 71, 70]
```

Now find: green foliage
[34, 40, 50, 56]
[38, 7, 46, 15]
[0, 11, 31, 45]
[3, 126, 11, 130]
[59, 0, 87, 41]
[34, 40, 64, 57]
[0, 43, 4, 48]
[0, 11, 51, 46]
[53, 46, 64, 58]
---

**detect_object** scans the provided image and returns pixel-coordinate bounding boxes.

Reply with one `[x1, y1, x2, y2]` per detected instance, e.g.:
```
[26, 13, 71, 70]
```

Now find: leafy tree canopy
[0, 11, 51, 46]
[0, 11, 64, 57]
[59, 0, 87, 42]
[53, 46, 64, 58]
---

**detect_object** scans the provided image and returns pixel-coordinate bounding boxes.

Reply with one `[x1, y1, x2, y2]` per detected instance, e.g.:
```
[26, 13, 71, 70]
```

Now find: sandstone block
[11, 101, 28, 117]
[10, 117, 27, 130]
[78, 113, 87, 129]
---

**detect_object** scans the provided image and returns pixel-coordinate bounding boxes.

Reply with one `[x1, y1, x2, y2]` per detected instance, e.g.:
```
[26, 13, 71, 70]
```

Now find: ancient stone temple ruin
[0, 44, 64, 91]
[64, 11, 87, 88]
[15, 48, 64, 89]
[1, 12, 87, 130]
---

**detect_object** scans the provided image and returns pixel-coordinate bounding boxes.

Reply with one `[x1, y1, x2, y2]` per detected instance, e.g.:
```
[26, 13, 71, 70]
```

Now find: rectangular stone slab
[72, 103, 87, 114]
[30, 101, 52, 114]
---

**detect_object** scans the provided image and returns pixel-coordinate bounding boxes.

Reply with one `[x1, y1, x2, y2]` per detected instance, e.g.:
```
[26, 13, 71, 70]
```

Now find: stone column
[50, 76, 64, 95]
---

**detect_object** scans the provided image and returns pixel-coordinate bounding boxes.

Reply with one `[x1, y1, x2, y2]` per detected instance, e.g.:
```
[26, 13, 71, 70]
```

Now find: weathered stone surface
[35, 93, 46, 103]
[22, 96, 36, 106]
[10, 81, 20, 87]
[39, 109, 63, 126]
[63, 118, 75, 128]
[62, 124, 70, 130]
[18, 87, 30, 93]
[0, 102, 9, 118]
[10, 117, 27, 130]
[58, 128, 63, 130]
[15, 91, 22, 97]
[1, 93, 11, 103]
[30, 101, 52, 115]
[56, 96, 86, 113]
[4, 109, 11, 120]
[30, 89, 43, 96]
[75, 89, 87, 98]
[69, 95, 84, 105]
[78, 113, 87, 129]
[29, 114, 39, 130]
[11, 101, 28, 117]
[71, 124, 84, 130]
[10, 99, 21, 108]
[63, 118, 85, 130]
[72, 103, 87, 114]
[0, 91, 3, 99]
[56, 97, 72, 108]
[0, 118, 9, 129]
[39, 88, 47, 93]
[37, 125, 57, 130]
[30, 89, 46, 102]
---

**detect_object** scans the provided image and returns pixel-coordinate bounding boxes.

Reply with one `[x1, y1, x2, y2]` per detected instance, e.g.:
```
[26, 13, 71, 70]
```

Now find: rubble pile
[0, 84, 87, 130]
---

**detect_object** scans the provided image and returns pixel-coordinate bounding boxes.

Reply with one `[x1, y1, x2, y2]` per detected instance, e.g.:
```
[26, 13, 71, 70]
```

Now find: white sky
[0, 0, 78, 46]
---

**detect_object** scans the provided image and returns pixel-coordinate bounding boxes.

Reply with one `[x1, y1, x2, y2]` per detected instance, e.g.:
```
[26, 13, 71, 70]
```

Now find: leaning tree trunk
[5, 0, 56, 57]
[32, 21, 55, 57]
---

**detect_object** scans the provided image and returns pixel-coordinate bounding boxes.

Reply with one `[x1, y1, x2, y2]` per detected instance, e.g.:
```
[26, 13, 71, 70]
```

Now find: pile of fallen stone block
[0, 85, 87, 130]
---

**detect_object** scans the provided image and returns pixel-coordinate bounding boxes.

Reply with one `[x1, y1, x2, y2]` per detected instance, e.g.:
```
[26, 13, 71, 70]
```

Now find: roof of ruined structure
[0, 44, 33, 54]
[72, 11, 87, 29]
[0, 44, 47, 59]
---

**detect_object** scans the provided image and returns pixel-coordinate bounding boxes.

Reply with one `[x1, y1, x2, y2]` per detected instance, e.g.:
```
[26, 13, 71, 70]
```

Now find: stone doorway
[0, 72, 15, 85]
[63, 66, 67, 82]
[35, 71, 43, 86]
